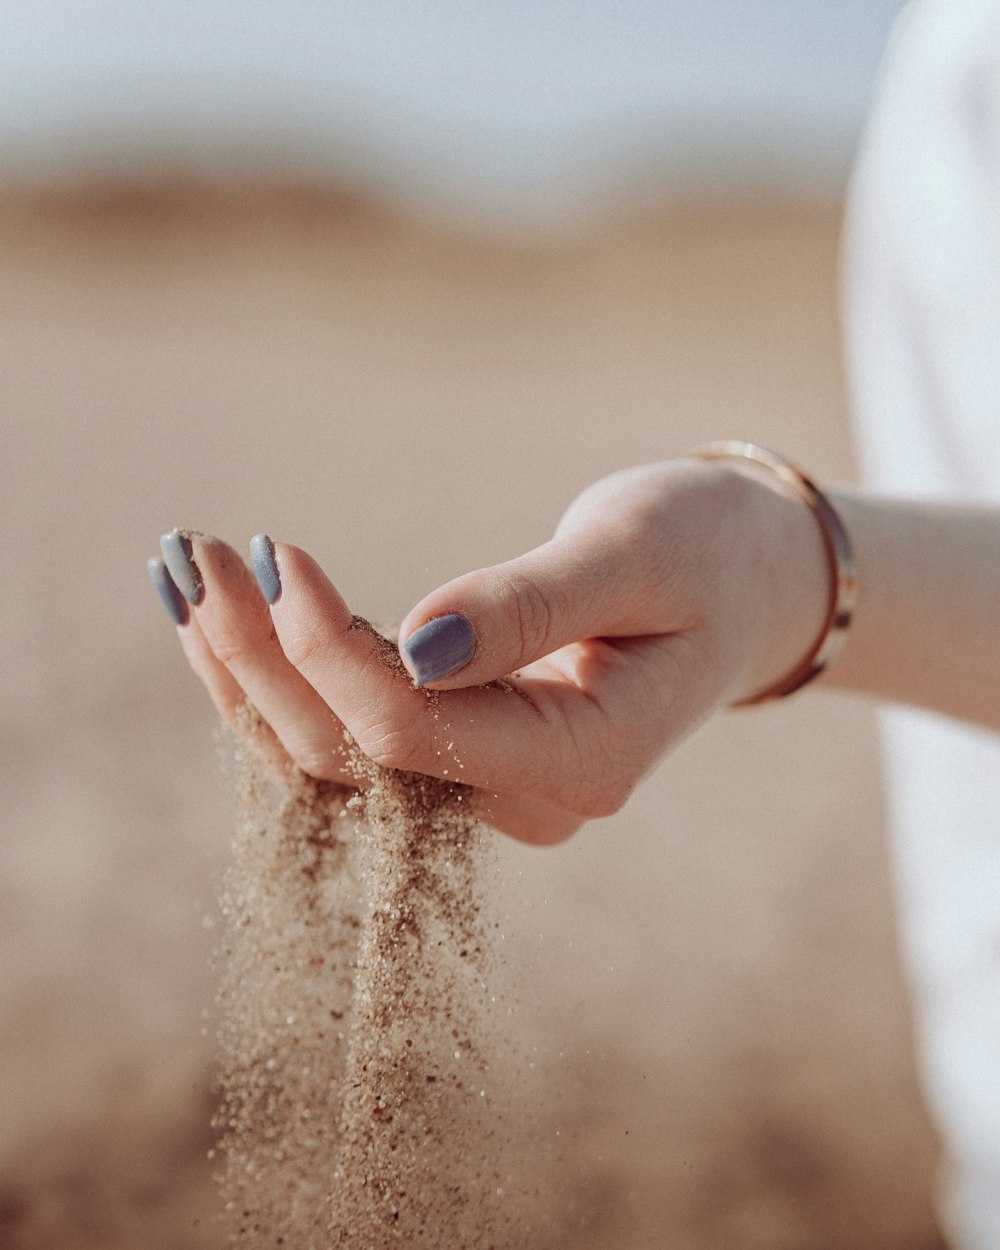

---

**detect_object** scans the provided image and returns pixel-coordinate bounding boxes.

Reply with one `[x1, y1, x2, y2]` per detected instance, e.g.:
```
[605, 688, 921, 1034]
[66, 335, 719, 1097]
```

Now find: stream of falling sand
[213, 716, 528, 1249]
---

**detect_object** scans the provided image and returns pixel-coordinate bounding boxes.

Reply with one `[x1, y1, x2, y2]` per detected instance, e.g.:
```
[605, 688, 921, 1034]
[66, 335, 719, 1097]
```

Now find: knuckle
[355, 709, 427, 772]
[561, 775, 633, 820]
[288, 740, 340, 780]
[278, 626, 326, 672]
[593, 776, 635, 817]
[504, 575, 554, 660]
[207, 628, 255, 668]
[555, 717, 642, 818]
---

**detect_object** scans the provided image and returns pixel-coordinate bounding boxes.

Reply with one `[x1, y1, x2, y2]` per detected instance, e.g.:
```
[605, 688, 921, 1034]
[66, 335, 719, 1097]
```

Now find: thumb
[397, 533, 653, 689]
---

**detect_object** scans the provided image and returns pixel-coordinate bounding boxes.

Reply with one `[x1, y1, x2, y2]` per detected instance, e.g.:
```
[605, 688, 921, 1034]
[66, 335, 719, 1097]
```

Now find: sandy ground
[0, 185, 944, 1248]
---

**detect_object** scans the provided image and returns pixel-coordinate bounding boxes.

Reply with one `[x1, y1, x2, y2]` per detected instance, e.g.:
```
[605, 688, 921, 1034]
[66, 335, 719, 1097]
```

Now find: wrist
[705, 458, 835, 706]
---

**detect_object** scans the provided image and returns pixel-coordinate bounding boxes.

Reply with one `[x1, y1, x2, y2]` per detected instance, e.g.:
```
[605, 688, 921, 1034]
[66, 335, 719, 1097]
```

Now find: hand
[149, 458, 828, 844]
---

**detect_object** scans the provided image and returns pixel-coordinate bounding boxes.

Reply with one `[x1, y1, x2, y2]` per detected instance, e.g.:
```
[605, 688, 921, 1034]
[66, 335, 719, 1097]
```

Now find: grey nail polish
[147, 557, 189, 626]
[400, 614, 475, 686]
[159, 530, 204, 605]
[250, 533, 281, 605]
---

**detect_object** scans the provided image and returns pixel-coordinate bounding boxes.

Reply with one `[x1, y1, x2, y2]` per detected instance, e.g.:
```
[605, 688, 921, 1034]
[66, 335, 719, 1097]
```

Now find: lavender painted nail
[250, 533, 281, 605]
[400, 614, 475, 686]
[159, 530, 204, 605]
[147, 557, 189, 626]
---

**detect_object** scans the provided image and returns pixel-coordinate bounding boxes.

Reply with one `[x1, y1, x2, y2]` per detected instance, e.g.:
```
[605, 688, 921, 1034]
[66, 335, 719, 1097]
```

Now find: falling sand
[213, 688, 538, 1248]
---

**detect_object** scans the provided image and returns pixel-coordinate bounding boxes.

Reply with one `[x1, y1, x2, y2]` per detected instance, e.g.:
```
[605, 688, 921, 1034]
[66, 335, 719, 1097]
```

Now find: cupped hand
[148, 458, 827, 844]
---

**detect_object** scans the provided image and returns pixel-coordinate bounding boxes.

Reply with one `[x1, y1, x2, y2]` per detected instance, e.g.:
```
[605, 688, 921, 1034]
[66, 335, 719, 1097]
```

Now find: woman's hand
[148, 458, 829, 844]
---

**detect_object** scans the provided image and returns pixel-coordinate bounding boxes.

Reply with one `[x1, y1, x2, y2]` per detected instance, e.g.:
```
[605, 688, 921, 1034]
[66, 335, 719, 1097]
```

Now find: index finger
[265, 542, 693, 818]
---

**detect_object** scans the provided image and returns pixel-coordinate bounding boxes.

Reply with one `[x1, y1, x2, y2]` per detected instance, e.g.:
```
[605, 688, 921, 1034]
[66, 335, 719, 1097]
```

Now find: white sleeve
[844, 3, 1000, 1247]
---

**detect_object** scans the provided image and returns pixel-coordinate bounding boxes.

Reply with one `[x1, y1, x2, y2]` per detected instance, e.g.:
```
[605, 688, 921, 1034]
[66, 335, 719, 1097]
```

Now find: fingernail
[400, 614, 475, 686]
[159, 530, 204, 605]
[147, 558, 189, 626]
[250, 533, 281, 605]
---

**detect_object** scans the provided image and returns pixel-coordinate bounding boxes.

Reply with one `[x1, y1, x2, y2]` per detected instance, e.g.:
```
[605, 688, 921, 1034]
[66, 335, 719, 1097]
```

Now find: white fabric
[844, 2, 1000, 1245]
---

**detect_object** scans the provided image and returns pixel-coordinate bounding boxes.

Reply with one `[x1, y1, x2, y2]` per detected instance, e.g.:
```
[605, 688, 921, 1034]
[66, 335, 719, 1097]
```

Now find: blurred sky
[2, 0, 909, 228]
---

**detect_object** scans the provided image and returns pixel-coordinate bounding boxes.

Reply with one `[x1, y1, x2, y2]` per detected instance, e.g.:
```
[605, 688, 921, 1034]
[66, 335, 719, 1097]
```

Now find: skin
[813, 491, 1000, 730]
[163, 456, 1000, 845]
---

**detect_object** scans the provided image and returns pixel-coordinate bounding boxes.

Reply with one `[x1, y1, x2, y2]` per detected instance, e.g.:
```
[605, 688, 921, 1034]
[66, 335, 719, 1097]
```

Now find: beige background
[1, 185, 942, 1247]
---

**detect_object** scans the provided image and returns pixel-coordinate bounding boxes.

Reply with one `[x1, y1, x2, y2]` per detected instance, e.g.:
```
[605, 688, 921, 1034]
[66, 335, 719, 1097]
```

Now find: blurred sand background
[0, 183, 944, 1248]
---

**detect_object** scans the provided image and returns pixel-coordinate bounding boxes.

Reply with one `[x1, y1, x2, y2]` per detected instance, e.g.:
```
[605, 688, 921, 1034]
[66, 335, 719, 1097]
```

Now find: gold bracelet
[691, 441, 859, 706]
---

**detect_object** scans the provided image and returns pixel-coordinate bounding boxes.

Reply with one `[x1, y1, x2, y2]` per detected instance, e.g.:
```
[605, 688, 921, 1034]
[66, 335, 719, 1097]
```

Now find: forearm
[820, 491, 1000, 729]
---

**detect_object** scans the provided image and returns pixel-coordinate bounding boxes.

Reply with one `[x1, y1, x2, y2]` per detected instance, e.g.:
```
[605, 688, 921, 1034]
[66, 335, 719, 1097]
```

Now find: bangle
[690, 441, 859, 706]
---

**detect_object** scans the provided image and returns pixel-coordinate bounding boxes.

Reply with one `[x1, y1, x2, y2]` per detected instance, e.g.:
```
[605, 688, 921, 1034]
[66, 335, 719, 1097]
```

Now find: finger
[151, 545, 583, 841]
[266, 541, 702, 818]
[148, 555, 246, 725]
[250, 542, 575, 837]
[471, 790, 583, 846]
[177, 610, 300, 781]
[160, 531, 354, 784]
[395, 526, 674, 690]
[149, 556, 297, 780]
[151, 545, 581, 842]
